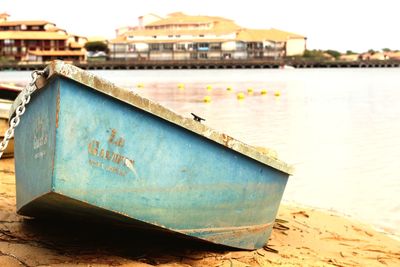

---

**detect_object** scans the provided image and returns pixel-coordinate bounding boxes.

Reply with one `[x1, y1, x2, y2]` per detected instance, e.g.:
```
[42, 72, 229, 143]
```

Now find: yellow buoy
[206, 85, 213, 91]
[274, 90, 281, 97]
[261, 89, 267, 95]
[203, 95, 212, 103]
[137, 83, 144, 88]
[237, 92, 245, 100]
[226, 86, 233, 91]
[178, 83, 185, 89]
[247, 88, 254, 95]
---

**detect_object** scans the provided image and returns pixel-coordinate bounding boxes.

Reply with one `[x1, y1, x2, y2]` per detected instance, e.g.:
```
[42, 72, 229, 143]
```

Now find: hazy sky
[2, 0, 398, 53]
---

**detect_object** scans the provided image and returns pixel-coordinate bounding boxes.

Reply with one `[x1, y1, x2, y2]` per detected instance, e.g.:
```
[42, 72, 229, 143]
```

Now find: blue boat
[11, 61, 293, 250]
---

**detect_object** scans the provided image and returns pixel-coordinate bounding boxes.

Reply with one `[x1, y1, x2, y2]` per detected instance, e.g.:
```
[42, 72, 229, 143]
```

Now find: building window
[198, 43, 209, 51]
[113, 44, 127, 52]
[152, 35, 157, 39]
[175, 35, 181, 38]
[168, 35, 173, 38]
[199, 52, 208, 59]
[129, 44, 136, 52]
[199, 34, 204, 37]
[4, 39, 14, 45]
[149, 44, 161, 51]
[163, 43, 173, 50]
[175, 44, 186, 50]
[209, 43, 221, 50]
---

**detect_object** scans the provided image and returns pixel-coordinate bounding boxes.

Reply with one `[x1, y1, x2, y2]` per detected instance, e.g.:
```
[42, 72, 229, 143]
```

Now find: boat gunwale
[10, 60, 294, 175]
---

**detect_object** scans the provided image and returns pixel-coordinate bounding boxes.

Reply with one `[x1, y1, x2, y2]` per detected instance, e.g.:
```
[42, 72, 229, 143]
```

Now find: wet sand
[1, 158, 399, 266]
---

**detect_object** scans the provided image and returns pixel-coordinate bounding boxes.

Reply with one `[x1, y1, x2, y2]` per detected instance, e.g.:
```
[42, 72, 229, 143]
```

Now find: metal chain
[0, 70, 46, 159]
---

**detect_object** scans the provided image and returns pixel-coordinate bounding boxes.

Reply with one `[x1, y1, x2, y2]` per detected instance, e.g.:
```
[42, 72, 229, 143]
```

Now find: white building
[109, 12, 306, 61]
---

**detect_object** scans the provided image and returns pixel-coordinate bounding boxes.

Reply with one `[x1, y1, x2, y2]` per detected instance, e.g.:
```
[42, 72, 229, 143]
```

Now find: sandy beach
[0, 158, 399, 266]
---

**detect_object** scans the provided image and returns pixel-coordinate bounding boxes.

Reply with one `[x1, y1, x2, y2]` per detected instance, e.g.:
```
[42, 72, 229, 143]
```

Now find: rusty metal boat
[11, 61, 293, 249]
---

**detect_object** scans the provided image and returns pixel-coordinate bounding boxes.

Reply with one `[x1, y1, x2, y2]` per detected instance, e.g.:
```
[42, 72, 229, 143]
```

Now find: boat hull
[14, 72, 289, 250]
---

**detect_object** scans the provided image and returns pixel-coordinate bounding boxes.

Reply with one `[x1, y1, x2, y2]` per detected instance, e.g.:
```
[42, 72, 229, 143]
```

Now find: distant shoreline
[1, 59, 400, 71]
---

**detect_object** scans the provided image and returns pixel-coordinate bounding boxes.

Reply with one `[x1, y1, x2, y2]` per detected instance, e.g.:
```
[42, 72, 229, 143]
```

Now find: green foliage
[84, 41, 109, 53]
[346, 50, 357, 55]
[367, 49, 376, 54]
[325, 50, 341, 59]
[303, 49, 325, 59]
[0, 56, 15, 64]
[302, 49, 330, 61]
[382, 48, 391, 52]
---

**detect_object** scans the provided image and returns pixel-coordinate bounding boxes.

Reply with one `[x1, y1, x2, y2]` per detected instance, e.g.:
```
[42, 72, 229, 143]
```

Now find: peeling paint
[124, 158, 139, 179]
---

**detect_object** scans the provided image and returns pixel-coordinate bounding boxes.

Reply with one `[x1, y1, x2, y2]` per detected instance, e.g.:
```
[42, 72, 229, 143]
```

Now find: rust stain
[176, 221, 273, 234]
[221, 133, 234, 147]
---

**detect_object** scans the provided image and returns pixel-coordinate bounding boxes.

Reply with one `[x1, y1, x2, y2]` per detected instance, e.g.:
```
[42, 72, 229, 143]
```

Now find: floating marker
[261, 89, 267, 95]
[203, 96, 212, 103]
[178, 83, 185, 89]
[247, 88, 254, 95]
[227, 86, 233, 91]
[137, 83, 144, 88]
[206, 85, 213, 91]
[274, 91, 281, 97]
[237, 92, 245, 100]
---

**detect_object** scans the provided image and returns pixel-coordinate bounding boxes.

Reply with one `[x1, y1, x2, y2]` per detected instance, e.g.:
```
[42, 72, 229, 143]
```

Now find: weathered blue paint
[14, 62, 291, 250]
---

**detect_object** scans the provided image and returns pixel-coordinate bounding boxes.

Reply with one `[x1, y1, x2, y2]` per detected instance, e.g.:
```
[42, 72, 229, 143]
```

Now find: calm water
[1, 68, 400, 237]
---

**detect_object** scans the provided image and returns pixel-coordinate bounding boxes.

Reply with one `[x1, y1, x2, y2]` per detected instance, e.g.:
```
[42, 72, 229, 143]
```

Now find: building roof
[0, 31, 68, 40]
[108, 36, 127, 44]
[87, 36, 107, 42]
[0, 20, 55, 26]
[109, 36, 230, 44]
[236, 28, 305, 42]
[69, 42, 85, 48]
[122, 27, 237, 38]
[46, 27, 66, 33]
[133, 38, 229, 44]
[146, 12, 234, 27]
[28, 50, 85, 56]
[138, 13, 163, 19]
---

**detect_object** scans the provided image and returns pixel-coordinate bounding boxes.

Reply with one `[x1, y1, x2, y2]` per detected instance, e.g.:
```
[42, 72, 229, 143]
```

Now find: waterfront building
[0, 13, 86, 63]
[109, 12, 306, 61]
[340, 54, 360, 61]
[359, 52, 388, 61]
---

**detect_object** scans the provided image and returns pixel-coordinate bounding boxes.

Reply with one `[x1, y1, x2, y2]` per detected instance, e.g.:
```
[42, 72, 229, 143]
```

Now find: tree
[303, 49, 324, 59]
[367, 49, 376, 55]
[346, 50, 356, 55]
[84, 41, 109, 53]
[382, 48, 391, 52]
[302, 50, 332, 61]
[324, 50, 341, 59]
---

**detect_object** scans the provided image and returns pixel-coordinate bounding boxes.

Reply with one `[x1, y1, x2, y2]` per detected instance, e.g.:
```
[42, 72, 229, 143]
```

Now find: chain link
[0, 70, 46, 159]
